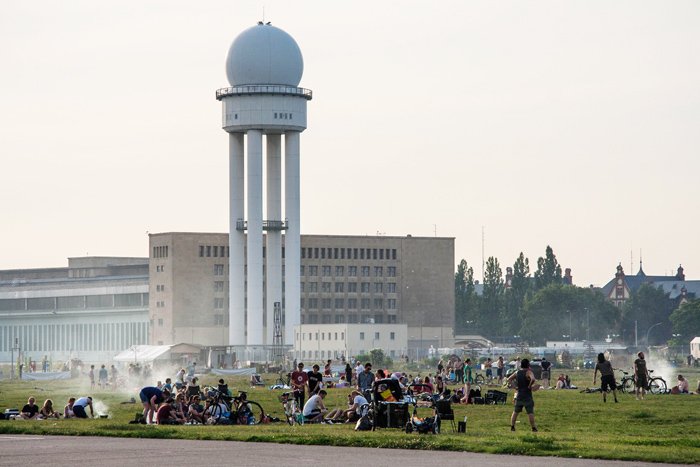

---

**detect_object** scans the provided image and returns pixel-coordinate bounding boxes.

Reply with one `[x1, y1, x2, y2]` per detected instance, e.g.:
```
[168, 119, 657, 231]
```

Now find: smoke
[92, 398, 110, 417]
[646, 351, 678, 390]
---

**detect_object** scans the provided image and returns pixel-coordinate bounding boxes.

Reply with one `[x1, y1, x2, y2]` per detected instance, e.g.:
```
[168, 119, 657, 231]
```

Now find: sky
[1, 1, 699, 287]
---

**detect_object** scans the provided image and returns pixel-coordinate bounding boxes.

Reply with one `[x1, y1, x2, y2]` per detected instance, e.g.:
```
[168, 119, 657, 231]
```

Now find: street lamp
[10, 337, 20, 380]
[645, 322, 662, 346]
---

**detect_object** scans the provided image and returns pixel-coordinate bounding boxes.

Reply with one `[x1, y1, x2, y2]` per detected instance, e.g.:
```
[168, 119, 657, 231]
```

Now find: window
[347, 314, 358, 323]
[300, 283, 305, 293]
[387, 266, 396, 277]
[361, 298, 370, 310]
[309, 265, 318, 276]
[335, 266, 344, 276]
[199, 246, 204, 257]
[215, 314, 225, 325]
[392, 249, 397, 260]
[375, 332, 380, 340]
[374, 266, 383, 277]
[214, 298, 224, 309]
[388, 314, 397, 323]
[214, 281, 224, 292]
[158, 319, 163, 326]
[387, 283, 396, 293]
[300, 298, 305, 308]
[214, 264, 224, 275]
[334, 282, 344, 293]
[353, 248, 358, 259]
[348, 282, 357, 293]
[387, 299, 397, 309]
[206, 246, 211, 257]
[322, 314, 331, 323]
[348, 298, 357, 309]
[335, 315, 345, 324]
[361, 282, 370, 293]
[361, 266, 370, 277]
[374, 282, 383, 293]
[213, 246, 218, 257]
[390, 332, 395, 340]
[334, 298, 344, 309]
[322, 266, 331, 276]
[374, 298, 383, 309]
[380, 249, 384, 260]
[308, 298, 318, 309]
[360, 332, 365, 340]
[348, 266, 357, 277]
[322, 298, 331, 309]
[308, 282, 318, 293]
[308, 314, 318, 324]
[300, 265, 305, 276]
[322, 282, 331, 293]
[374, 313, 384, 323]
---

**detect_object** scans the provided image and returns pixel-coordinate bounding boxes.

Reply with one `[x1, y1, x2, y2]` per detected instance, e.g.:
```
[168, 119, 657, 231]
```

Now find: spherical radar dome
[226, 23, 304, 87]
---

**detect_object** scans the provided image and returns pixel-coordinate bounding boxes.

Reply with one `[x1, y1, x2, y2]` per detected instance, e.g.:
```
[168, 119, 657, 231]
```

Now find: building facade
[149, 232, 455, 356]
[293, 323, 408, 362]
[0, 257, 149, 365]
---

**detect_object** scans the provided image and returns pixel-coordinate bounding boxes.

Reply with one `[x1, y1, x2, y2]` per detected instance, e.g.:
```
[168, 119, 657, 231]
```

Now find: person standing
[454, 358, 464, 385]
[357, 362, 374, 396]
[98, 365, 108, 389]
[460, 358, 473, 404]
[540, 358, 552, 389]
[139, 386, 169, 424]
[634, 352, 649, 401]
[507, 358, 538, 432]
[308, 364, 324, 396]
[345, 362, 353, 386]
[496, 356, 505, 385]
[88, 365, 95, 389]
[291, 362, 309, 408]
[593, 353, 618, 403]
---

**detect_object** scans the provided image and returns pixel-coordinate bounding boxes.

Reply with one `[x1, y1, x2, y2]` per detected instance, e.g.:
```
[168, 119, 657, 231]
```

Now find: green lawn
[1, 370, 699, 463]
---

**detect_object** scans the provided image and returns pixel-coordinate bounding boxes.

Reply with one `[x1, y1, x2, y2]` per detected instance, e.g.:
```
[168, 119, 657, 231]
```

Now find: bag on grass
[355, 414, 372, 431]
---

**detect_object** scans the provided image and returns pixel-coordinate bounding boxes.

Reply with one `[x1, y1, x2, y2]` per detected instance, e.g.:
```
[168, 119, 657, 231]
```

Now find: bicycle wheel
[474, 374, 485, 385]
[648, 378, 666, 395]
[239, 401, 265, 425]
[622, 378, 635, 394]
[209, 403, 223, 421]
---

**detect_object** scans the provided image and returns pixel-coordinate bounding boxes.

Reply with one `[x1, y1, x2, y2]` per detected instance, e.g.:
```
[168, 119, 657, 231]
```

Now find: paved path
[0, 435, 679, 466]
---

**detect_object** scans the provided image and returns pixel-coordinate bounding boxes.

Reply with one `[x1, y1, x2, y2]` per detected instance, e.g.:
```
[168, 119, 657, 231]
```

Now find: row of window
[0, 294, 149, 312]
[298, 331, 396, 341]
[155, 265, 165, 272]
[299, 349, 397, 359]
[199, 245, 229, 258]
[274, 112, 293, 120]
[302, 297, 396, 310]
[0, 322, 148, 352]
[302, 247, 397, 261]
[155, 301, 165, 308]
[153, 246, 169, 258]
[302, 313, 398, 324]
[301, 265, 396, 277]
[302, 282, 397, 294]
[155, 285, 165, 292]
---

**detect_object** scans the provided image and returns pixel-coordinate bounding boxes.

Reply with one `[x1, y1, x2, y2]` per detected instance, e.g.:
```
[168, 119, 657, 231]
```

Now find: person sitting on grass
[63, 397, 76, 419]
[555, 374, 569, 389]
[156, 398, 180, 425]
[72, 396, 94, 419]
[39, 399, 61, 419]
[172, 393, 188, 424]
[672, 375, 689, 394]
[20, 397, 40, 420]
[302, 389, 328, 423]
[188, 395, 205, 424]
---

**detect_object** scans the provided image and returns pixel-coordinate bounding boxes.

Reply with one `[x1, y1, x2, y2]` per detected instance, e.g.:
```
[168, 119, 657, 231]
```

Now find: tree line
[454, 246, 699, 346]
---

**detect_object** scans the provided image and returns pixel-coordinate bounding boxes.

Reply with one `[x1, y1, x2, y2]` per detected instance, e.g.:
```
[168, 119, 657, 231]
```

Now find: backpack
[355, 414, 372, 431]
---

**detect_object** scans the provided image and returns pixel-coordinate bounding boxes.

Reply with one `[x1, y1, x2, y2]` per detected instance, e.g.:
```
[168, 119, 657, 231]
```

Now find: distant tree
[480, 256, 504, 337]
[502, 253, 531, 337]
[521, 284, 620, 345]
[534, 245, 562, 291]
[669, 299, 700, 341]
[621, 284, 676, 345]
[454, 259, 479, 333]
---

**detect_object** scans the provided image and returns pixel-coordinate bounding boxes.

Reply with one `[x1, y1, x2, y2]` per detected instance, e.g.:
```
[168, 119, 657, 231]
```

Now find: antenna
[481, 226, 485, 281]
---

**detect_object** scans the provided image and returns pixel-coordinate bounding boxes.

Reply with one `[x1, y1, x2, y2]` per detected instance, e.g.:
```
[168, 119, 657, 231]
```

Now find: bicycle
[279, 391, 301, 425]
[615, 369, 635, 393]
[274, 371, 291, 388]
[647, 370, 667, 395]
[208, 390, 266, 424]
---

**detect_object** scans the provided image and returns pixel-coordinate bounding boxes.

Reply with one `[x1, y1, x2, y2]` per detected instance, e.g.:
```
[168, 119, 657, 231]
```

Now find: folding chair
[434, 399, 456, 432]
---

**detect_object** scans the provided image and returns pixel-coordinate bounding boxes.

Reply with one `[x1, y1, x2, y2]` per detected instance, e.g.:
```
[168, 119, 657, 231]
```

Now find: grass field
[1, 369, 699, 463]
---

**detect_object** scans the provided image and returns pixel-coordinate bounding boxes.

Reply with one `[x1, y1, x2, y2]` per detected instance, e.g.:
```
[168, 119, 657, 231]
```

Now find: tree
[534, 245, 562, 291]
[670, 299, 700, 341]
[479, 256, 503, 337]
[621, 284, 676, 346]
[502, 252, 530, 337]
[454, 259, 479, 334]
[521, 284, 620, 345]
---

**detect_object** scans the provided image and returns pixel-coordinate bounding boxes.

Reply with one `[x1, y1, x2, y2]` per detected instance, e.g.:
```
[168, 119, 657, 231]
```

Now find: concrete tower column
[228, 132, 246, 345]
[284, 131, 301, 345]
[265, 134, 282, 345]
[247, 129, 264, 345]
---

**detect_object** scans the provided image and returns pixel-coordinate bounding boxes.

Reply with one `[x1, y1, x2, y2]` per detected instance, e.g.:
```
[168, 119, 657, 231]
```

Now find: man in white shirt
[73, 396, 94, 418]
[302, 390, 328, 423]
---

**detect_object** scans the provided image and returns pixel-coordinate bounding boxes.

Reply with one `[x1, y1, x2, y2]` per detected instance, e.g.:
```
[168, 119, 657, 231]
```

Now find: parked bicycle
[615, 369, 635, 393]
[274, 371, 291, 388]
[208, 390, 266, 424]
[279, 391, 301, 425]
[647, 370, 667, 394]
[615, 368, 667, 394]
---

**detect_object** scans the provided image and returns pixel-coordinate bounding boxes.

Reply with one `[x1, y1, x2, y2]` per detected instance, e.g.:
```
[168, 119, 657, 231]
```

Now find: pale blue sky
[1, 1, 699, 286]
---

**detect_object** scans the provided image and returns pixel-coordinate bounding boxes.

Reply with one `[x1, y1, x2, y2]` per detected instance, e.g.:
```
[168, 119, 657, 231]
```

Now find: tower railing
[236, 219, 289, 231]
[216, 85, 313, 101]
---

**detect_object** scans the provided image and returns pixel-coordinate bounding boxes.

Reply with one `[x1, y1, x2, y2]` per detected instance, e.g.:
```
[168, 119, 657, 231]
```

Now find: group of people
[12, 396, 94, 420]
[88, 364, 119, 390]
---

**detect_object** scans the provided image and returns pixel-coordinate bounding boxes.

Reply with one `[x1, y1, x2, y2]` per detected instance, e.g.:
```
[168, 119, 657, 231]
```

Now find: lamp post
[10, 337, 20, 380]
[645, 322, 662, 346]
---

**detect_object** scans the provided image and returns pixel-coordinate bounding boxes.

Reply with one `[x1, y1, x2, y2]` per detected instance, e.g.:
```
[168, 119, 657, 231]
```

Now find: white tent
[691, 337, 700, 359]
[113, 345, 171, 363]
